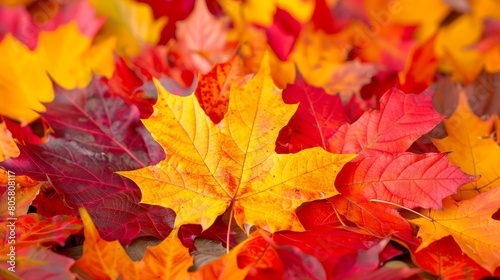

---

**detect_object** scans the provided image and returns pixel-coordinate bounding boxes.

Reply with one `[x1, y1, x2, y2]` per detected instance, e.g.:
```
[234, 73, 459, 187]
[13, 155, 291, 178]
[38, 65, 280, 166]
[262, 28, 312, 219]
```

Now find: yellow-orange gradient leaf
[75, 208, 138, 280]
[0, 35, 53, 125]
[431, 91, 500, 200]
[38, 21, 116, 90]
[118, 54, 355, 232]
[88, 0, 166, 58]
[139, 234, 194, 279]
[412, 187, 500, 274]
[0, 122, 19, 162]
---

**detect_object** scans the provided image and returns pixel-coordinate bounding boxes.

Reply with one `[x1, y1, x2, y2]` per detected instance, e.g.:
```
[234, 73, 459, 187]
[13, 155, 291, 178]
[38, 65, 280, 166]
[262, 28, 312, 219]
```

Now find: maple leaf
[0, 80, 174, 243]
[335, 153, 474, 209]
[118, 54, 356, 232]
[334, 238, 420, 279]
[74, 208, 139, 279]
[397, 35, 438, 94]
[264, 8, 303, 61]
[0, 34, 53, 125]
[231, 0, 314, 27]
[88, 0, 167, 58]
[0, 122, 19, 162]
[273, 227, 403, 278]
[411, 236, 493, 279]
[0, 214, 82, 249]
[0, 0, 104, 50]
[0, 246, 75, 280]
[179, 216, 237, 251]
[0, 213, 81, 279]
[327, 88, 444, 156]
[475, 19, 500, 73]
[0, 170, 41, 218]
[38, 21, 115, 89]
[2, 117, 51, 145]
[175, 0, 231, 74]
[194, 54, 245, 124]
[431, 91, 500, 200]
[412, 187, 500, 274]
[275, 74, 350, 154]
[328, 195, 416, 243]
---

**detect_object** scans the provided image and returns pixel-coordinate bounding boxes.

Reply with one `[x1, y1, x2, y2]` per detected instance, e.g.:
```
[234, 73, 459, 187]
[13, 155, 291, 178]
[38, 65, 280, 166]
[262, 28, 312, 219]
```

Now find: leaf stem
[226, 205, 235, 254]
[369, 199, 432, 221]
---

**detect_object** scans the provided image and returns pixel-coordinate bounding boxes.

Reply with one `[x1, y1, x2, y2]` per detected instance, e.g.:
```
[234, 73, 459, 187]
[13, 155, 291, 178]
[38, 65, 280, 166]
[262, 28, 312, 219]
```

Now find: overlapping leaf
[327, 88, 444, 155]
[431, 91, 500, 200]
[336, 153, 473, 209]
[119, 55, 355, 232]
[412, 187, 500, 273]
[0, 80, 174, 243]
[275, 75, 349, 154]
[0, 34, 53, 125]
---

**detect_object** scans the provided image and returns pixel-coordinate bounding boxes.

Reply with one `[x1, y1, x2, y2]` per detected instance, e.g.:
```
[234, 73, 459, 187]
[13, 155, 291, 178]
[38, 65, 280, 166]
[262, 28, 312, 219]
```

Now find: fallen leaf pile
[1, 0, 500, 279]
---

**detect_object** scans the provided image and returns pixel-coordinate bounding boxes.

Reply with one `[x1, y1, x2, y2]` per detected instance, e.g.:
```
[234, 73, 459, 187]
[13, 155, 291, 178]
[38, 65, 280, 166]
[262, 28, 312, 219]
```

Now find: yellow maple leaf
[88, 0, 167, 58]
[0, 34, 54, 125]
[412, 187, 500, 274]
[118, 54, 355, 232]
[431, 91, 500, 200]
[38, 21, 115, 89]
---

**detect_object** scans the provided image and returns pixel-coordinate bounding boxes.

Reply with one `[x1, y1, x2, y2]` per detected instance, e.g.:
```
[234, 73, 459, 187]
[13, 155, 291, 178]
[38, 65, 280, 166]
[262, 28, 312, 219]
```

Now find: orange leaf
[118, 54, 355, 232]
[412, 187, 500, 274]
[0, 214, 82, 250]
[75, 208, 138, 280]
[431, 91, 500, 200]
[138, 235, 194, 279]
[0, 170, 41, 218]
[0, 122, 19, 162]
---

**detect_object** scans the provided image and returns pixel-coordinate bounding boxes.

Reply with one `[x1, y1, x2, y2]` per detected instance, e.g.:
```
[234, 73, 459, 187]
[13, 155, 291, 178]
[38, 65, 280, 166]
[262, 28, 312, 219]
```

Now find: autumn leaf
[0, 214, 81, 279]
[0, 122, 19, 161]
[0, 34, 53, 125]
[398, 35, 438, 94]
[1, 246, 75, 280]
[38, 21, 115, 89]
[411, 236, 492, 279]
[138, 234, 194, 279]
[335, 153, 474, 209]
[118, 54, 356, 232]
[327, 88, 444, 156]
[75, 208, 139, 279]
[175, 0, 231, 74]
[475, 19, 500, 73]
[0, 80, 174, 243]
[275, 74, 350, 154]
[431, 91, 500, 200]
[273, 227, 403, 278]
[334, 238, 420, 279]
[232, 0, 314, 27]
[328, 195, 416, 243]
[0, 214, 82, 249]
[88, 0, 167, 58]
[412, 187, 500, 273]
[194, 54, 245, 124]
[179, 216, 237, 251]
[0, 170, 41, 218]
[264, 8, 303, 61]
